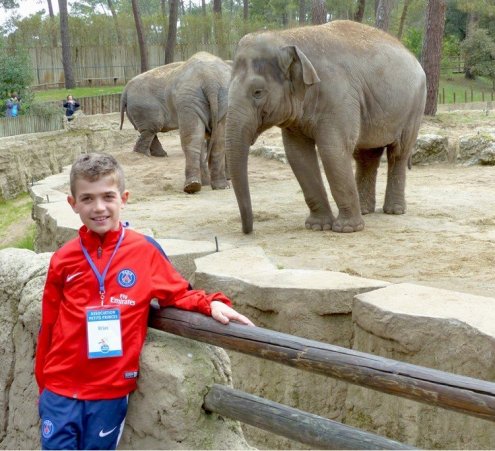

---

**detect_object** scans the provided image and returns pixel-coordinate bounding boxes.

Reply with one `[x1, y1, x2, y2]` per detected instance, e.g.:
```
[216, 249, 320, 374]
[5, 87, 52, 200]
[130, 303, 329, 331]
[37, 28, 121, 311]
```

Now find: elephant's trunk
[226, 118, 254, 234]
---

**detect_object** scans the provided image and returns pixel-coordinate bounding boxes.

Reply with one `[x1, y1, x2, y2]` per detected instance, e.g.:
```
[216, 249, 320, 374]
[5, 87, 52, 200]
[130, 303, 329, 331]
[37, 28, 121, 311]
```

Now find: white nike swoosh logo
[66, 272, 83, 282]
[99, 426, 117, 438]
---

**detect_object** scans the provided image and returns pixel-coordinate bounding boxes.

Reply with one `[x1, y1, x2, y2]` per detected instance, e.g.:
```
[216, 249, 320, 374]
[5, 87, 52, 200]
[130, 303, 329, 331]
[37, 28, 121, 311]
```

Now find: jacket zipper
[97, 246, 102, 259]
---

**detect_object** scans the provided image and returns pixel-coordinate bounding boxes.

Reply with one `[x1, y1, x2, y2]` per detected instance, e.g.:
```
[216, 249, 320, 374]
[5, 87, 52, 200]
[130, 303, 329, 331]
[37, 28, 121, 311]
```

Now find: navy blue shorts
[39, 389, 128, 450]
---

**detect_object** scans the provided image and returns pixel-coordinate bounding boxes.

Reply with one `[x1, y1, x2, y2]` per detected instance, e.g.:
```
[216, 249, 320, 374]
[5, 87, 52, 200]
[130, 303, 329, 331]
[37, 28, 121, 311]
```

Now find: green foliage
[402, 27, 423, 59]
[0, 193, 35, 251]
[0, 43, 33, 115]
[461, 28, 495, 85]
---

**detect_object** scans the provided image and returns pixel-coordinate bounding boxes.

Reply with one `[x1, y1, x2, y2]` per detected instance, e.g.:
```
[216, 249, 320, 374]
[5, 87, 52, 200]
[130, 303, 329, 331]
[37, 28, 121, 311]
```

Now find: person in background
[63, 95, 80, 121]
[5, 92, 20, 117]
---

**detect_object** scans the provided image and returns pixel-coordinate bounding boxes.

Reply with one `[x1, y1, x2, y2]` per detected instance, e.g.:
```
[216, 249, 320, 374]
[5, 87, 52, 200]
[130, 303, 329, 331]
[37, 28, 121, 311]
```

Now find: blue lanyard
[80, 228, 125, 306]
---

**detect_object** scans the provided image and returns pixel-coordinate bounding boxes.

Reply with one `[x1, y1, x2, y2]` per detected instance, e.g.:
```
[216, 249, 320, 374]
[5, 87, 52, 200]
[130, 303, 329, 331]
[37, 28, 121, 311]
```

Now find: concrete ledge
[346, 283, 495, 449]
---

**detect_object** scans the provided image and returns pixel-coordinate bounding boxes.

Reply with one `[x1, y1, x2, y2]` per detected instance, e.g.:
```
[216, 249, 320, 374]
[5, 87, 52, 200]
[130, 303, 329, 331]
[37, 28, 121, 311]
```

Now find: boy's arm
[35, 255, 63, 393]
[149, 241, 254, 326]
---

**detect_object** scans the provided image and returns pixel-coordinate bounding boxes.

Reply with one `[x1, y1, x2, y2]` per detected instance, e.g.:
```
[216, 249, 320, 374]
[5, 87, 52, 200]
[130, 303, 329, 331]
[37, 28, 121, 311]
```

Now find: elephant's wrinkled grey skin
[120, 52, 231, 194]
[226, 20, 426, 233]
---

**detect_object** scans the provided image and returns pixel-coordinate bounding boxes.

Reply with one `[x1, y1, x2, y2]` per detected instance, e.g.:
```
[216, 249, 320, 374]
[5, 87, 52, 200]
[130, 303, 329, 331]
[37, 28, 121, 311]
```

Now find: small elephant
[120, 52, 231, 193]
[226, 20, 426, 233]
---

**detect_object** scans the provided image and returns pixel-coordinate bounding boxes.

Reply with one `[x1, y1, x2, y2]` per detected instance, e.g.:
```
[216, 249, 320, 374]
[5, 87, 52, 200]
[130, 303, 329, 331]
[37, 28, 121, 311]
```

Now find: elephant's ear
[280, 45, 320, 101]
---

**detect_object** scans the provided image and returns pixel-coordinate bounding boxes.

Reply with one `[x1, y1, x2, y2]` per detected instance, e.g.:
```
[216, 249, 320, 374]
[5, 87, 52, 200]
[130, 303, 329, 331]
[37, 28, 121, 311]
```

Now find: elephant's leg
[282, 129, 334, 231]
[354, 147, 384, 215]
[178, 114, 205, 194]
[208, 119, 229, 190]
[318, 141, 364, 233]
[150, 136, 167, 157]
[200, 139, 210, 186]
[133, 131, 154, 156]
[383, 142, 408, 214]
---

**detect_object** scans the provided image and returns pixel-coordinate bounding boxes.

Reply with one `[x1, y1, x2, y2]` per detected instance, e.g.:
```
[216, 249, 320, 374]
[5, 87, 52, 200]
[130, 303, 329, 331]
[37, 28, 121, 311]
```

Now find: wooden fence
[149, 307, 495, 449]
[28, 43, 234, 88]
[0, 94, 122, 138]
[0, 113, 64, 138]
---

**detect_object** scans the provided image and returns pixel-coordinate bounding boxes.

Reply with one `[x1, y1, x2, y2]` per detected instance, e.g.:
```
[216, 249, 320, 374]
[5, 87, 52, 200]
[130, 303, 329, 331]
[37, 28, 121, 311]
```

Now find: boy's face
[68, 175, 129, 237]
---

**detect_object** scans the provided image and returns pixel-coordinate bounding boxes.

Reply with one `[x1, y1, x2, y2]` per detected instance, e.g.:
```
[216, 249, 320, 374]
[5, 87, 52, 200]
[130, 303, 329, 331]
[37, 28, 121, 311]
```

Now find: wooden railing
[149, 307, 495, 449]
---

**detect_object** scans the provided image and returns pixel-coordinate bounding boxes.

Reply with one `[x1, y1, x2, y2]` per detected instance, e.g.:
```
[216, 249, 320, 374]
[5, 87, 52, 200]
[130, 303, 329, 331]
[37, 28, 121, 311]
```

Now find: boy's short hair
[70, 153, 125, 197]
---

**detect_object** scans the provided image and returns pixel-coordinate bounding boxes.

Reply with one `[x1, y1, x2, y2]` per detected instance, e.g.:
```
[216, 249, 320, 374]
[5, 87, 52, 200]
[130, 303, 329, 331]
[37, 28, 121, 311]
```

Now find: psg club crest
[117, 269, 136, 288]
[42, 419, 54, 438]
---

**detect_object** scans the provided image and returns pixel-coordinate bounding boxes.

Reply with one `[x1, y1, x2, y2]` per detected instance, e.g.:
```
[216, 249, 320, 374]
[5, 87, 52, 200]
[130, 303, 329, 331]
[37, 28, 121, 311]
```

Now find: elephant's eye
[253, 89, 264, 99]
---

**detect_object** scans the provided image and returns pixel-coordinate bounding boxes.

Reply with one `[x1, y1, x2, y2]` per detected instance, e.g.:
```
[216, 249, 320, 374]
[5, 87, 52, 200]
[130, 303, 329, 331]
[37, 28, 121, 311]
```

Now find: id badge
[86, 308, 123, 359]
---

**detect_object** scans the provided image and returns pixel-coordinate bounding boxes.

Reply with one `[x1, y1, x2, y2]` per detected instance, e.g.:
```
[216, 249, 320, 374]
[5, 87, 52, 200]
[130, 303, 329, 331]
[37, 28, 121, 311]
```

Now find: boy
[35, 152, 254, 450]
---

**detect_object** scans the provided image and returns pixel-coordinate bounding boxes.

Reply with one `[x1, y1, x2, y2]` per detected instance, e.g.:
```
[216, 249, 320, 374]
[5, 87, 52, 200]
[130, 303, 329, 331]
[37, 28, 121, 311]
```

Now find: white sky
[1, 0, 62, 27]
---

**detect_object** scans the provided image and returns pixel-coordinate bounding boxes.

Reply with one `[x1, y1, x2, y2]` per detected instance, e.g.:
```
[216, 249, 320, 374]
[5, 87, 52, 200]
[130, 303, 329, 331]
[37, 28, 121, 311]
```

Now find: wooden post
[204, 384, 415, 450]
[149, 307, 495, 422]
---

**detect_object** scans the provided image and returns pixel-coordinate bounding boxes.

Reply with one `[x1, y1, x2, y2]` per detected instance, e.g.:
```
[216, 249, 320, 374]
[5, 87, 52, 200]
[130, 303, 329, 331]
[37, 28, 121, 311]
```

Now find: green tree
[0, 44, 33, 115]
[461, 28, 495, 89]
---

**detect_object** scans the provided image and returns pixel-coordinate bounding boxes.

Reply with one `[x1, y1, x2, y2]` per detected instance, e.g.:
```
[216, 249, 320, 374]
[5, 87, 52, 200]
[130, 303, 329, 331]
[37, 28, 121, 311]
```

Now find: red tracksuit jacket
[35, 224, 231, 400]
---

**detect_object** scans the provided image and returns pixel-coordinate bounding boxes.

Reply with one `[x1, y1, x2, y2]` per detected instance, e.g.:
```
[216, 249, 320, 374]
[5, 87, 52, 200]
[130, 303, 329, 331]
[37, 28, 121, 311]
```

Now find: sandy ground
[107, 114, 495, 299]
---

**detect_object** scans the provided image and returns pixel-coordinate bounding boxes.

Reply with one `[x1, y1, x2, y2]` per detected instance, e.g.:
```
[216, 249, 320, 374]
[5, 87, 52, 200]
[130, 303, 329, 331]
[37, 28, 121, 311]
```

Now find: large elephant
[226, 20, 426, 233]
[120, 52, 231, 193]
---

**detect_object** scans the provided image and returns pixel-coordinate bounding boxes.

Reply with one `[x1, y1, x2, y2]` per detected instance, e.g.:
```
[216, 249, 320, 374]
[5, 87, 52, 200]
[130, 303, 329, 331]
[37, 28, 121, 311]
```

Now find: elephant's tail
[203, 84, 219, 157]
[204, 82, 228, 158]
[119, 90, 127, 130]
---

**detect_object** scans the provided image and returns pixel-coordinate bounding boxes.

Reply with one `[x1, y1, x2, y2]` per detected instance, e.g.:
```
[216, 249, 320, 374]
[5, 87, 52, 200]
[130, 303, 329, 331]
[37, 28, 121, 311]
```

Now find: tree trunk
[421, 0, 446, 116]
[107, 0, 123, 45]
[213, 0, 227, 59]
[58, 0, 76, 89]
[397, 0, 410, 40]
[375, 0, 393, 32]
[202, 0, 210, 44]
[160, 0, 167, 16]
[311, 0, 327, 25]
[165, 0, 178, 64]
[298, 0, 305, 24]
[46, 0, 58, 47]
[353, 0, 365, 23]
[464, 12, 479, 79]
[131, 0, 149, 73]
[243, 0, 249, 34]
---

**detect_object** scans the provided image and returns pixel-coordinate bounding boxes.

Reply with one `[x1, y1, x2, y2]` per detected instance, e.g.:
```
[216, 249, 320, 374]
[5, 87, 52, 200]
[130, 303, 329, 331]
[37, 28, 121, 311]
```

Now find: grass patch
[438, 73, 495, 104]
[424, 110, 494, 128]
[0, 194, 36, 251]
[33, 85, 124, 103]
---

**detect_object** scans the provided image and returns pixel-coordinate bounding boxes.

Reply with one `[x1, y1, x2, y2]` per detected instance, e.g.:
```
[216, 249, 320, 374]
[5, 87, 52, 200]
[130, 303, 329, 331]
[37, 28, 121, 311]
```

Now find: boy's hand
[210, 301, 255, 326]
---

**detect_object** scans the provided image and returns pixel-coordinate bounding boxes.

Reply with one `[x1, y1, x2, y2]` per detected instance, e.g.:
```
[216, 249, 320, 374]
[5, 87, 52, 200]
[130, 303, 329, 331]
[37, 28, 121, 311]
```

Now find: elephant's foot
[150, 135, 167, 157]
[383, 202, 406, 215]
[133, 147, 151, 157]
[150, 147, 167, 157]
[211, 178, 230, 190]
[305, 213, 333, 231]
[332, 215, 365, 233]
[184, 179, 202, 194]
[360, 203, 376, 215]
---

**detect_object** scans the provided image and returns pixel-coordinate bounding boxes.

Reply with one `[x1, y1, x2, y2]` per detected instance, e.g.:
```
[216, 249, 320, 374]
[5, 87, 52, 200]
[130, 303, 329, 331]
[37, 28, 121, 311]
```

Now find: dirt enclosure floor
[112, 116, 495, 299]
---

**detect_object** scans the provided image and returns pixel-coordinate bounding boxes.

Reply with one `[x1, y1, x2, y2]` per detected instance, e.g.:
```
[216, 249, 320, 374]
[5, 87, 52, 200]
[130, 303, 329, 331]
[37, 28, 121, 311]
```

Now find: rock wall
[0, 248, 250, 450]
[0, 113, 136, 201]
